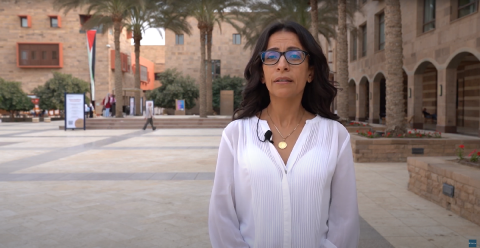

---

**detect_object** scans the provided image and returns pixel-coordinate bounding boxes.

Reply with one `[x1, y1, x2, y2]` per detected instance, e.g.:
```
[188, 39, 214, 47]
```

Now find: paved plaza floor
[0, 121, 479, 248]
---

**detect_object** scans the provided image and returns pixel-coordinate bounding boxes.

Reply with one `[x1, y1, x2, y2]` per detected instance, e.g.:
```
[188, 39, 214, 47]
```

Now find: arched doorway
[348, 80, 356, 120]
[411, 61, 439, 130]
[358, 77, 369, 122]
[371, 72, 386, 124]
[446, 52, 480, 136]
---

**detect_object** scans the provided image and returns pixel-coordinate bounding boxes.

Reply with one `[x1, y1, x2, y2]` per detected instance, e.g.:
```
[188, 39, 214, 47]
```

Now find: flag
[86, 30, 96, 101]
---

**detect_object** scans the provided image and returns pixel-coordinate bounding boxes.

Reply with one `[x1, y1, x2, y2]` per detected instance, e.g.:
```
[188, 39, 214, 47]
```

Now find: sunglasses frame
[260, 50, 309, 65]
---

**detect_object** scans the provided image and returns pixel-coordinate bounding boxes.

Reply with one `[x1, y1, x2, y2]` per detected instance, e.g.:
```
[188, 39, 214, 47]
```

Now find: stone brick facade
[407, 157, 480, 226]
[350, 134, 480, 162]
[347, 1, 480, 136]
[0, 0, 151, 113]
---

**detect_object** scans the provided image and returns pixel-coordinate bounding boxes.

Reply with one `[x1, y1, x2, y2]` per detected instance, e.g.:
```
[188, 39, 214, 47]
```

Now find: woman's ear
[307, 67, 314, 83]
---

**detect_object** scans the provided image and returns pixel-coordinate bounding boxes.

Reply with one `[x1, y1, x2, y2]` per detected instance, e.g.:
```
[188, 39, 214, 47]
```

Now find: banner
[176, 99, 185, 111]
[86, 30, 96, 101]
[64, 93, 85, 130]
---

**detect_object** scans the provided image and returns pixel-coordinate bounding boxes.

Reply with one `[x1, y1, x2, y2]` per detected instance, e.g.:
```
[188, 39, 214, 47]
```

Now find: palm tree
[310, 0, 319, 43]
[187, 0, 244, 117]
[54, 0, 144, 118]
[384, 0, 406, 135]
[231, 0, 338, 50]
[127, 0, 191, 116]
[336, 0, 348, 122]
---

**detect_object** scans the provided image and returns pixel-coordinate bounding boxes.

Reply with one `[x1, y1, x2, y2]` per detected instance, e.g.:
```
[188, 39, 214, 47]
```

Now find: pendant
[278, 141, 288, 149]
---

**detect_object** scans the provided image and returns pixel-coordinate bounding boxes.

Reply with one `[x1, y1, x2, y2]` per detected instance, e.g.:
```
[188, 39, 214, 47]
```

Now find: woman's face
[261, 31, 313, 100]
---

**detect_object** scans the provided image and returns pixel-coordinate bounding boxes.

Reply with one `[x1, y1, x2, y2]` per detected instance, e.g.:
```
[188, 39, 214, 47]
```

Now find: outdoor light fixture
[408, 88, 411, 98]
[439, 84, 443, 96]
[443, 183, 454, 198]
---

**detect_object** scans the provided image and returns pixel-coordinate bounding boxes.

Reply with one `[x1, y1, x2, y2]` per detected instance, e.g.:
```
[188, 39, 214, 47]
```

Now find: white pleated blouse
[208, 115, 359, 248]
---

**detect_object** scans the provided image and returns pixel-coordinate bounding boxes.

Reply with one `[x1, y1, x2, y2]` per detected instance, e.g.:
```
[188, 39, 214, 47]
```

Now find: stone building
[0, 0, 155, 114]
[346, 0, 480, 136]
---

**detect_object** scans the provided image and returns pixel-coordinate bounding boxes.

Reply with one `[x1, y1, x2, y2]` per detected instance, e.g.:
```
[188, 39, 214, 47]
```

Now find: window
[17, 43, 63, 68]
[423, 0, 436, 32]
[378, 13, 385, 51]
[50, 17, 59, 28]
[154, 73, 161, 81]
[21, 17, 28, 27]
[140, 65, 148, 82]
[233, 34, 241, 44]
[361, 25, 367, 57]
[19, 15, 31, 28]
[110, 50, 130, 72]
[211, 60, 221, 79]
[175, 34, 184, 45]
[458, 0, 478, 18]
[351, 31, 357, 61]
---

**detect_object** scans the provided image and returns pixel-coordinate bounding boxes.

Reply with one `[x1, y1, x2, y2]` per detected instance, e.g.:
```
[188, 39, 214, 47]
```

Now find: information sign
[64, 93, 85, 130]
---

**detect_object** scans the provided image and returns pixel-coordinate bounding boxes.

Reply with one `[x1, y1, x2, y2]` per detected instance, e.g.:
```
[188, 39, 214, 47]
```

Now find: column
[357, 83, 367, 121]
[369, 81, 380, 124]
[408, 74, 424, 129]
[436, 68, 457, 133]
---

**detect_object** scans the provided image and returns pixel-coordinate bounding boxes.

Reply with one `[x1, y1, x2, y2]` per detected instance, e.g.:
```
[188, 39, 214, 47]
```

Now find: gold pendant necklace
[267, 108, 305, 150]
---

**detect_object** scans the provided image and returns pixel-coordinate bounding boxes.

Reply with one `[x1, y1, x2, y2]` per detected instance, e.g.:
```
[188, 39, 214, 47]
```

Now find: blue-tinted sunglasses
[260, 50, 309, 65]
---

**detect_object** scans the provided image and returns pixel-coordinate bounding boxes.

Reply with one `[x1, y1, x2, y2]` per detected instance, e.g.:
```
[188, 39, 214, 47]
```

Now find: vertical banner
[64, 93, 86, 131]
[86, 30, 97, 102]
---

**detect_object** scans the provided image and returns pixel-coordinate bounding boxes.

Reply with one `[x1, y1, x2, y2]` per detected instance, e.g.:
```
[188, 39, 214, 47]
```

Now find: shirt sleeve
[326, 133, 360, 248]
[209, 130, 249, 248]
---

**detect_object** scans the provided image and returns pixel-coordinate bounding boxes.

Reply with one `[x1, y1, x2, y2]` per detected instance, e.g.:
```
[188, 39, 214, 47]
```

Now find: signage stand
[64, 93, 86, 131]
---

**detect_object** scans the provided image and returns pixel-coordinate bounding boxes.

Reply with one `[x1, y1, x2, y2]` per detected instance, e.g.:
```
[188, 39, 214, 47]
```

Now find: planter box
[407, 157, 480, 226]
[344, 126, 384, 133]
[350, 135, 480, 162]
[32, 117, 39, 123]
[44, 117, 51, 123]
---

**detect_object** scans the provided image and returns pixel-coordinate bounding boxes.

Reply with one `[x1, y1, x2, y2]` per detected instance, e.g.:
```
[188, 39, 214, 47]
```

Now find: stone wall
[407, 157, 480, 226]
[0, 0, 136, 112]
[350, 135, 480, 162]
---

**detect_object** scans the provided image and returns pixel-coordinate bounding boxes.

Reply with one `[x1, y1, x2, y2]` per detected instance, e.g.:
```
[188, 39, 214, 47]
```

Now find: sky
[131, 28, 165, 46]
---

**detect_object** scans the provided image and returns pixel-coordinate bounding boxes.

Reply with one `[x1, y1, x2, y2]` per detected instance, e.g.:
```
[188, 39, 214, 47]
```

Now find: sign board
[129, 97, 135, 116]
[64, 93, 85, 130]
[176, 99, 185, 111]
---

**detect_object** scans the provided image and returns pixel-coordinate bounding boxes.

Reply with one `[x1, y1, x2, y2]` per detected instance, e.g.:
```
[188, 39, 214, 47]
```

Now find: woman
[209, 21, 359, 248]
[102, 93, 111, 117]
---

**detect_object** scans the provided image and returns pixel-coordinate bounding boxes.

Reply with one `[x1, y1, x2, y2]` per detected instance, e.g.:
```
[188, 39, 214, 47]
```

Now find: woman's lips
[273, 77, 293, 84]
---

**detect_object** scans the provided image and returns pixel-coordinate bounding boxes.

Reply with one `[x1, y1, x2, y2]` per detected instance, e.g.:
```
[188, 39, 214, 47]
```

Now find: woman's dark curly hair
[233, 20, 338, 121]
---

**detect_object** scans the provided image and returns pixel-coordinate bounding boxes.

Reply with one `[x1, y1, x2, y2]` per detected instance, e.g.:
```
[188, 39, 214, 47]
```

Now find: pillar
[436, 68, 457, 133]
[408, 74, 424, 129]
[357, 82, 367, 121]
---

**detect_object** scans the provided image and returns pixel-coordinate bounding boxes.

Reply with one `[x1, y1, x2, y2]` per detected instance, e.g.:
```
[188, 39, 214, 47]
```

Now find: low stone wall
[407, 157, 480, 226]
[344, 126, 384, 133]
[350, 135, 480, 162]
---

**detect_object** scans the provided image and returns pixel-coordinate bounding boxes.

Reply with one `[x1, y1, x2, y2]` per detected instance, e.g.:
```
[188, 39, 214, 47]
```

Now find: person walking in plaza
[209, 21, 359, 248]
[84, 103, 89, 119]
[89, 102, 95, 118]
[101, 93, 111, 117]
[110, 94, 116, 117]
[142, 101, 156, 130]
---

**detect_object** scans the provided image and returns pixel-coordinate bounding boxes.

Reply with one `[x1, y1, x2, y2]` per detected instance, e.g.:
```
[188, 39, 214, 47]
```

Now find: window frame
[458, 0, 478, 18]
[422, 0, 436, 32]
[377, 12, 385, 51]
[48, 15, 61, 28]
[18, 15, 31, 28]
[351, 30, 358, 61]
[233, 34, 241, 45]
[175, 34, 184, 45]
[16, 42, 63, 68]
[360, 24, 367, 57]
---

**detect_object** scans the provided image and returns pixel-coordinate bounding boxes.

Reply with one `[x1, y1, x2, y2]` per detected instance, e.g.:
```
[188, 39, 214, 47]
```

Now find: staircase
[70, 117, 232, 129]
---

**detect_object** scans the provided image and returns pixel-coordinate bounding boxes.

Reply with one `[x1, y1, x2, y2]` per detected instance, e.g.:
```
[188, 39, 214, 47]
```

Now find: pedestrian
[208, 21, 359, 248]
[101, 93, 111, 117]
[110, 94, 116, 117]
[142, 101, 156, 130]
[84, 103, 89, 119]
[89, 103, 95, 118]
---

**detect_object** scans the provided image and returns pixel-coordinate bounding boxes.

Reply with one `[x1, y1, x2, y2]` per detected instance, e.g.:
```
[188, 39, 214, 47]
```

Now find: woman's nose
[276, 55, 290, 71]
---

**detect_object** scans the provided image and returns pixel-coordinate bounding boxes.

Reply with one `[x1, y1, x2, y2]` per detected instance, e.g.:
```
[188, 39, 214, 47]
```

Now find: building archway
[370, 72, 386, 124]
[446, 52, 480, 136]
[357, 76, 369, 122]
[348, 79, 356, 120]
[410, 61, 439, 130]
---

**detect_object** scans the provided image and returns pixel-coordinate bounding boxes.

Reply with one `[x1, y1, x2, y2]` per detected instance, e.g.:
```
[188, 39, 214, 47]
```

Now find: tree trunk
[206, 27, 213, 115]
[385, 0, 406, 135]
[310, 0, 319, 43]
[198, 25, 207, 118]
[114, 21, 123, 118]
[336, 0, 349, 122]
[134, 31, 142, 116]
